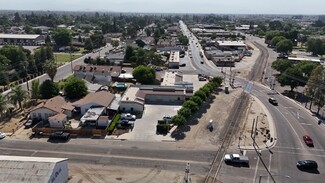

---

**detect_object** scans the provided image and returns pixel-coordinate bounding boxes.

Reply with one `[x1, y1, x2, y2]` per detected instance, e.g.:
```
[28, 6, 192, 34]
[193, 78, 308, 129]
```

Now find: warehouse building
[0, 34, 45, 45]
[0, 155, 69, 183]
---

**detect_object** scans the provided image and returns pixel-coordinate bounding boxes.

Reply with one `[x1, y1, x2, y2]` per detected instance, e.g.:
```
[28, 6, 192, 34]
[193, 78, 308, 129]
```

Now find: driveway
[116, 105, 181, 141]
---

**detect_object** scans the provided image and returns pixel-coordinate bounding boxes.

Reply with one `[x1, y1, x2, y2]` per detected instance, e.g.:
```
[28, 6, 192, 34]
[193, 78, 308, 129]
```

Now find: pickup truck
[224, 154, 249, 165]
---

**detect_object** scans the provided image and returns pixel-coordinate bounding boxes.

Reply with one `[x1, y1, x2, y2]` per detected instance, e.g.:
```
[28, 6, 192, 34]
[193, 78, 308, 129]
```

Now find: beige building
[168, 51, 180, 69]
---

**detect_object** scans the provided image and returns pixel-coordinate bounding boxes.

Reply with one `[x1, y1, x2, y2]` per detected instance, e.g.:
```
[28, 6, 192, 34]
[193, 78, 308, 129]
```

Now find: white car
[0, 132, 6, 139]
[121, 113, 136, 121]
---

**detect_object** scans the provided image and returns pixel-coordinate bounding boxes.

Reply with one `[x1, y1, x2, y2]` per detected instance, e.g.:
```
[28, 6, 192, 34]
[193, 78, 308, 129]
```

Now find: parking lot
[115, 105, 181, 141]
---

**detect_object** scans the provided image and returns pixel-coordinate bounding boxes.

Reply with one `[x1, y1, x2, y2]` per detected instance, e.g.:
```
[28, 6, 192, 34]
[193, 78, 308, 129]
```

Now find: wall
[49, 116, 67, 128]
[30, 108, 57, 120]
[119, 101, 144, 112]
[48, 161, 69, 183]
[145, 94, 185, 105]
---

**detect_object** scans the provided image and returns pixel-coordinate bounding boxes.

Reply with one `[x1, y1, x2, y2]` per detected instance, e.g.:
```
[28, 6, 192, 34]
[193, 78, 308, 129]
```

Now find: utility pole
[24, 66, 29, 91]
[184, 162, 191, 183]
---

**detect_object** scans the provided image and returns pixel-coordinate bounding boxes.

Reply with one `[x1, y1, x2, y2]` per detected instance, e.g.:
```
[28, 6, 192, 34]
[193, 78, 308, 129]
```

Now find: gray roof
[0, 34, 41, 39]
[0, 155, 67, 183]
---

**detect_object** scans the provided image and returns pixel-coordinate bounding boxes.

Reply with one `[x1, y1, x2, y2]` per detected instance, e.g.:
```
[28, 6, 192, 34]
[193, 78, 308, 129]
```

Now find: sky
[1, 0, 325, 15]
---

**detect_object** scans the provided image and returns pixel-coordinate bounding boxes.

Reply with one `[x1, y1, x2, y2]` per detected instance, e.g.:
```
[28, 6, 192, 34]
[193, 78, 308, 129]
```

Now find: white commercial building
[0, 34, 45, 45]
[0, 155, 68, 183]
[168, 51, 180, 69]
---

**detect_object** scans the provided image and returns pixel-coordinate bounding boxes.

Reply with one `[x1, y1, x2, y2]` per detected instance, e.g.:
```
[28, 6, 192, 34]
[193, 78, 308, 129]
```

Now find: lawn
[54, 53, 82, 62]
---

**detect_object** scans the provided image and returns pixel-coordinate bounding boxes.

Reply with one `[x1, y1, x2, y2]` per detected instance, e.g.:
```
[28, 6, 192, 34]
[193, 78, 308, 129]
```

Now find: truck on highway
[224, 154, 249, 165]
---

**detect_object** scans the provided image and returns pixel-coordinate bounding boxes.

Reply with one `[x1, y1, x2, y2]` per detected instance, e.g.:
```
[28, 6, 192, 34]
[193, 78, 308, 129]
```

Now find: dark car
[49, 131, 70, 140]
[297, 160, 318, 170]
[268, 98, 278, 105]
[179, 63, 186, 67]
[303, 135, 314, 147]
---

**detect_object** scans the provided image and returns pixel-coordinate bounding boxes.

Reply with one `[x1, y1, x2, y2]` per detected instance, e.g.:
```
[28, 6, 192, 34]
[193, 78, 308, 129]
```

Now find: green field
[54, 54, 82, 62]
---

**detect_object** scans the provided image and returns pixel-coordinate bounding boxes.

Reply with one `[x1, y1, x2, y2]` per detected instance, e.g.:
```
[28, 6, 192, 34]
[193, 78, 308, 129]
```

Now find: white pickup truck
[224, 154, 249, 165]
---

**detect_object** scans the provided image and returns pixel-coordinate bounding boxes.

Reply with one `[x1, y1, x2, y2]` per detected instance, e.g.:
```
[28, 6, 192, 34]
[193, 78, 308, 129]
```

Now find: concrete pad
[182, 74, 208, 92]
[115, 105, 181, 142]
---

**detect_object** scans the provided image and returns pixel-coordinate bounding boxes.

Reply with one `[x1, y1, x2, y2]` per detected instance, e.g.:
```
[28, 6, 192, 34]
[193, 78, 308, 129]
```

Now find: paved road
[0, 139, 215, 175]
[179, 21, 325, 183]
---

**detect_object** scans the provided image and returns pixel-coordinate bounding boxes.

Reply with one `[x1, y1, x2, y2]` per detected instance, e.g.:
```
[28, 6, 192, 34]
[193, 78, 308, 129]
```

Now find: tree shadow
[281, 90, 308, 104]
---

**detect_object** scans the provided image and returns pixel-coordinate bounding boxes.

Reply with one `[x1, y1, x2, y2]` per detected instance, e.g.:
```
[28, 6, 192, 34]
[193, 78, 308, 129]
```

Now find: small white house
[29, 96, 67, 121]
[48, 113, 68, 128]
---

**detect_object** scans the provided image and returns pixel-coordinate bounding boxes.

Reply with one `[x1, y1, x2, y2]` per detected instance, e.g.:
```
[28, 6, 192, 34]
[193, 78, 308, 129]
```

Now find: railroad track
[247, 41, 269, 82]
[204, 92, 249, 183]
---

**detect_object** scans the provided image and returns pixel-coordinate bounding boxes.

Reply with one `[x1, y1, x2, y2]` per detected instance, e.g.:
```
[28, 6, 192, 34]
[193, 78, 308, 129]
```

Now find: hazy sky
[1, 0, 325, 14]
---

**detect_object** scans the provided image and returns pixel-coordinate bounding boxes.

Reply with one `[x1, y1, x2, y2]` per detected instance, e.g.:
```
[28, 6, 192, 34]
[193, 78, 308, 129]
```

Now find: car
[155, 67, 163, 71]
[303, 135, 314, 147]
[297, 160, 318, 170]
[49, 131, 70, 140]
[163, 115, 172, 121]
[121, 69, 126, 73]
[199, 77, 207, 81]
[224, 154, 249, 165]
[0, 132, 6, 139]
[200, 61, 204, 64]
[121, 113, 136, 121]
[268, 98, 278, 105]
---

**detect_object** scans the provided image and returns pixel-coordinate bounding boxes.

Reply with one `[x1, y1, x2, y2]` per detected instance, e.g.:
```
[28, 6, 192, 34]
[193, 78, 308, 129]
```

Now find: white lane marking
[272, 150, 325, 157]
[266, 153, 272, 183]
[300, 123, 312, 126]
[274, 107, 305, 148]
[253, 152, 260, 183]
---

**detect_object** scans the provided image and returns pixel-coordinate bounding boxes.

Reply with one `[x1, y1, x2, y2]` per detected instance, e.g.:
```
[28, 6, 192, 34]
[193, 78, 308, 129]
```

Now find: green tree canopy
[124, 45, 134, 61]
[306, 65, 325, 113]
[84, 38, 93, 52]
[276, 39, 293, 53]
[39, 80, 59, 99]
[270, 36, 286, 47]
[43, 60, 57, 81]
[277, 67, 306, 91]
[178, 35, 189, 45]
[52, 28, 72, 47]
[0, 94, 7, 117]
[271, 59, 294, 74]
[31, 79, 40, 100]
[306, 38, 325, 56]
[111, 40, 119, 48]
[135, 39, 146, 48]
[132, 65, 156, 84]
[171, 114, 186, 126]
[182, 100, 199, 113]
[90, 32, 105, 49]
[64, 76, 88, 100]
[7, 85, 29, 109]
[190, 96, 203, 106]
[194, 90, 207, 101]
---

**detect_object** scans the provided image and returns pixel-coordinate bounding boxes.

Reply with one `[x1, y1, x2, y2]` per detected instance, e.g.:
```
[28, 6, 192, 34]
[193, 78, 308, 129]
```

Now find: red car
[303, 135, 314, 147]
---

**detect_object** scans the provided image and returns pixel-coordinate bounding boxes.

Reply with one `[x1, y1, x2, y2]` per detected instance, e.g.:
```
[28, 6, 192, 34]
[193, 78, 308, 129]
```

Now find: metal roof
[0, 156, 67, 183]
[0, 34, 41, 39]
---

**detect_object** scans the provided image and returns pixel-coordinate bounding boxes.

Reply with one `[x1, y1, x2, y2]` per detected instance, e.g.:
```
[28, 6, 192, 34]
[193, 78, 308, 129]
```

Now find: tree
[178, 107, 192, 118]
[306, 38, 325, 56]
[52, 28, 72, 47]
[277, 67, 306, 91]
[135, 39, 146, 48]
[45, 35, 51, 45]
[270, 36, 286, 47]
[296, 61, 318, 78]
[0, 95, 7, 117]
[178, 35, 189, 45]
[182, 100, 199, 113]
[43, 60, 57, 81]
[265, 30, 282, 45]
[90, 32, 105, 49]
[7, 85, 29, 109]
[111, 40, 119, 48]
[191, 96, 203, 106]
[194, 90, 207, 101]
[199, 87, 211, 98]
[306, 65, 325, 113]
[124, 45, 134, 61]
[211, 33, 217, 40]
[211, 77, 223, 88]
[39, 80, 59, 99]
[145, 28, 152, 36]
[84, 38, 93, 51]
[276, 39, 293, 53]
[171, 115, 186, 126]
[132, 65, 156, 84]
[64, 76, 88, 100]
[271, 59, 294, 74]
[31, 79, 40, 100]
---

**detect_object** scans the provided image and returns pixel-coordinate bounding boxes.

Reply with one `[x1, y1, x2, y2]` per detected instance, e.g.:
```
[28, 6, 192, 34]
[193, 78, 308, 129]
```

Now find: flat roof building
[0, 34, 45, 45]
[168, 51, 180, 69]
[0, 155, 68, 183]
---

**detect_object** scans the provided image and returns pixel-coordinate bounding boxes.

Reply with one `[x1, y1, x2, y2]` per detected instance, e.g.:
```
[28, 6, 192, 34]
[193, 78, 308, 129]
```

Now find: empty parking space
[117, 105, 181, 141]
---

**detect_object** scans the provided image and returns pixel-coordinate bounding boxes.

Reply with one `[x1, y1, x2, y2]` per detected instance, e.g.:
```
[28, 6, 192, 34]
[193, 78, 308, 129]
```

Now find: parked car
[179, 63, 186, 67]
[303, 135, 314, 147]
[199, 77, 207, 81]
[297, 160, 318, 170]
[224, 154, 249, 165]
[155, 67, 163, 71]
[49, 131, 70, 140]
[268, 98, 278, 105]
[121, 113, 136, 121]
[0, 132, 6, 139]
[163, 115, 172, 121]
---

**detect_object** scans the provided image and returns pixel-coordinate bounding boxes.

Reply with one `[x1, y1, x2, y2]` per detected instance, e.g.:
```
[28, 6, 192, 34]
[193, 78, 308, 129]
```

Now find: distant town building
[168, 51, 180, 69]
[0, 33, 45, 45]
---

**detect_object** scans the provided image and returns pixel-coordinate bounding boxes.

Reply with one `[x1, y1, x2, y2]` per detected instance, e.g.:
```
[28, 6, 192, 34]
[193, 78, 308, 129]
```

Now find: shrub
[182, 100, 199, 113]
[194, 90, 207, 101]
[178, 107, 192, 118]
[171, 115, 186, 126]
[107, 114, 121, 133]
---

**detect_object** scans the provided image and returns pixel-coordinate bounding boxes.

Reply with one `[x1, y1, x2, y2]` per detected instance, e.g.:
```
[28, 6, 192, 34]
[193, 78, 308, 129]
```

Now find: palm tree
[7, 85, 29, 109]
[43, 59, 57, 81]
[0, 94, 7, 117]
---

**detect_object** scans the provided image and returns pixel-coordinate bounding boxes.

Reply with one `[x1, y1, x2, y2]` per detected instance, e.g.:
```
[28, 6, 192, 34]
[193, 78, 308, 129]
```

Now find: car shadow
[225, 162, 250, 168]
[47, 138, 70, 143]
[298, 168, 320, 174]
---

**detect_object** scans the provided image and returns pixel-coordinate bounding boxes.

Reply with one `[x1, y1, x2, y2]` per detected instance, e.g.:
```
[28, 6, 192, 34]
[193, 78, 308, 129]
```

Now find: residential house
[73, 65, 121, 86]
